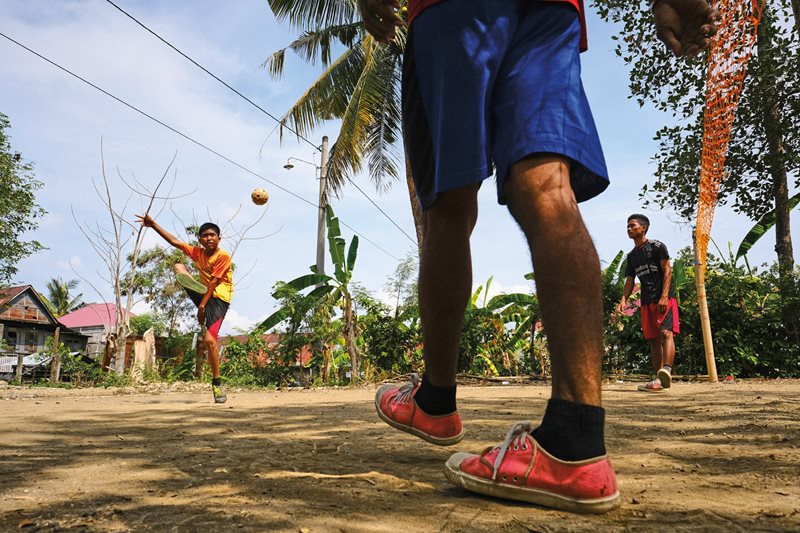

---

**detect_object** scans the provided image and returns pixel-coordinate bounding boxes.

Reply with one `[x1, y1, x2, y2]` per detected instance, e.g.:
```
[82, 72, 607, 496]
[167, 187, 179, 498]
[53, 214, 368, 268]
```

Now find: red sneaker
[444, 422, 620, 514]
[374, 373, 464, 446]
[638, 378, 664, 392]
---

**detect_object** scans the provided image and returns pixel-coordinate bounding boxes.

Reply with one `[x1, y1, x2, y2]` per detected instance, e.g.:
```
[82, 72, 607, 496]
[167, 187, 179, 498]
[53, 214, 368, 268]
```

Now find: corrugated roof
[0, 285, 29, 309]
[58, 303, 136, 329]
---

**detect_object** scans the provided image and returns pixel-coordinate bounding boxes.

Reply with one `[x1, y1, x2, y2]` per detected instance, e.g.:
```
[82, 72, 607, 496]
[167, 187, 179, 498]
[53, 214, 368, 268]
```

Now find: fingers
[360, 0, 402, 43]
[658, 28, 683, 56]
[654, 0, 722, 58]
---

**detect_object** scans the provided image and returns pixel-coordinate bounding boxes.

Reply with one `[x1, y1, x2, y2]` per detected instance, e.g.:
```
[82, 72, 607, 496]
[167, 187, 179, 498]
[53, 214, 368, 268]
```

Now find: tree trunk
[343, 293, 359, 383]
[15, 352, 23, 382]
[322, 344, 331, 382]
[405, 158, 424, 257]
[791, 0, 800, 40]
[757, 5, 797, 335]
[49, 327, 61, 383]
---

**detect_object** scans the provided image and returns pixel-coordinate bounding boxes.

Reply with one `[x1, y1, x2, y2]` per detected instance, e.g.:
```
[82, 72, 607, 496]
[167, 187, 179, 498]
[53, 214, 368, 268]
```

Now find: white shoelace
[490, 421, 534, 481]
[393, 372, 421, 404]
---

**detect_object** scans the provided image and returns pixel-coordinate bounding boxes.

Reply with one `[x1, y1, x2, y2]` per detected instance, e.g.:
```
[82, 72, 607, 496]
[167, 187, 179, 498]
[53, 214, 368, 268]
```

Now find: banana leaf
[736, 191, 800, 261]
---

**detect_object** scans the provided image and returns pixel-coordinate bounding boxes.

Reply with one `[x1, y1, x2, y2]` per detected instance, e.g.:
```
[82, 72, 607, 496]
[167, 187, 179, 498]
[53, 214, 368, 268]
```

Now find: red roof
[0, 285, 28, 308]
[58, 303, 136, 329]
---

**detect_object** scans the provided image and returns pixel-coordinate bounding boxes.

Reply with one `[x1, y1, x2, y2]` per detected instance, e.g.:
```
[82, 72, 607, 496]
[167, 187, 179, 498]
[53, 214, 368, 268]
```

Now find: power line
[104, 0, 418, 246]
[0, 31, 401, 262]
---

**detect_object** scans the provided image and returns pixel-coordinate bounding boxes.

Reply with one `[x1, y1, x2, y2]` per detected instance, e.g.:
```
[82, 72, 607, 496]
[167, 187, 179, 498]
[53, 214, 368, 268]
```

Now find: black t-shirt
[625, 240, 674, 305]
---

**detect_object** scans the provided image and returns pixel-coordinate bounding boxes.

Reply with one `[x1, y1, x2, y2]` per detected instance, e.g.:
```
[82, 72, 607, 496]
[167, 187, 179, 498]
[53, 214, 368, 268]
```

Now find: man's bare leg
[391, 183, 483, 417]
[503, 155, 606, 461]
[418, 183, 480, 388]
[505, 156, 602, 406]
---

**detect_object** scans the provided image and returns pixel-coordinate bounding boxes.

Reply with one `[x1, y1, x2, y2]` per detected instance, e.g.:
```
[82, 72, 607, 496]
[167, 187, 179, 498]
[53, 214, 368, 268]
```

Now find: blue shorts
[402, 0, 609, 209]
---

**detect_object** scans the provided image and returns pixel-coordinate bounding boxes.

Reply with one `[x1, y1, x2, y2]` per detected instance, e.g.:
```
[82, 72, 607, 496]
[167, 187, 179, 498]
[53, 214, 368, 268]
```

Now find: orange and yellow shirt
[178, 243, 234, 303]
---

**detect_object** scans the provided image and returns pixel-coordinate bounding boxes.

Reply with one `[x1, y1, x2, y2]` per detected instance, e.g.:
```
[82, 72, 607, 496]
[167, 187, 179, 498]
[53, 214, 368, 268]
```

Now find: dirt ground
[0, 379, 798, 532]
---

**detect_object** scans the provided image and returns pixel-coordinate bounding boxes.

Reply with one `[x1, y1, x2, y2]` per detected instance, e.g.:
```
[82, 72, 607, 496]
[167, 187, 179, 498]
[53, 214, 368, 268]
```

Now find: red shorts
[641, 298, 680, 340]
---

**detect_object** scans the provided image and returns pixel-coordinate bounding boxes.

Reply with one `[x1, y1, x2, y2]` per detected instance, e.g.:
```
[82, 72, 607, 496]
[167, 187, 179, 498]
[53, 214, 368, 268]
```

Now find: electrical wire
[104, 0, 417, 246]
[0, 31, 401, 261]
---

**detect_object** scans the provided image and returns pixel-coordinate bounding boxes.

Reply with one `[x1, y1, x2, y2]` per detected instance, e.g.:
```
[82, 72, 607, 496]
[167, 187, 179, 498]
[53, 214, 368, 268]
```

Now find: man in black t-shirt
[618, 214, 680, 392]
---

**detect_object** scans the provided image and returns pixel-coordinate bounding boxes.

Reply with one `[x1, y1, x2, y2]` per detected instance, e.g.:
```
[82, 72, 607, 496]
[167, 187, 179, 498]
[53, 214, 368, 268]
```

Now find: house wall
[72, 325, 111, 359]
[0, 293, 50, 324]
[1, 326, 47, 354]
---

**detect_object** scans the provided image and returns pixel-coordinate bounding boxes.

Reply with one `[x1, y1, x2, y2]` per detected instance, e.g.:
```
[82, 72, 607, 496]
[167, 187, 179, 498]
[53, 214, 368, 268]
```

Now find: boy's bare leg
[205, 332, 221, 379]
[661, 330, 675, 368]
[418, 183, 481, 387]
[649, 338, 664, 373]
[504, 155, 602, 407]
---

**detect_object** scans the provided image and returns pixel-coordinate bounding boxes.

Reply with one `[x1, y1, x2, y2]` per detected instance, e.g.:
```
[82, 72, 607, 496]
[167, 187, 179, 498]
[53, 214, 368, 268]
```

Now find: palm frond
[326, 37, 403, 193]
[263, 48, 286, 79]
[290, 24, 362, 65]
[279, 46, 366, 141]
[267, 0, 359, 31]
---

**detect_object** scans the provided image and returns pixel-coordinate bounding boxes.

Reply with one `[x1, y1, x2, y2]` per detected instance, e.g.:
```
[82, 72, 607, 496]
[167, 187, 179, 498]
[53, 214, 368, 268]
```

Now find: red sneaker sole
[374, 394, 464, 446]
[444, 453, 621, 514]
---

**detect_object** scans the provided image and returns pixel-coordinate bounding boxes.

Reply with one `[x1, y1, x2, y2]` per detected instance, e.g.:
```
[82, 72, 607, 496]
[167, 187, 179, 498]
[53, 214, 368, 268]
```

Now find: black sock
[414, 374, 457, 415]
[531, 398, 606, 461]
[212, 377, 221, 386]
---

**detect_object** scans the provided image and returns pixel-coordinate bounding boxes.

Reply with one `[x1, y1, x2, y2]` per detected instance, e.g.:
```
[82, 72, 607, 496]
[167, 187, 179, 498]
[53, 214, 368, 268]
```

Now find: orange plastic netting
[695, 0, 764, 264]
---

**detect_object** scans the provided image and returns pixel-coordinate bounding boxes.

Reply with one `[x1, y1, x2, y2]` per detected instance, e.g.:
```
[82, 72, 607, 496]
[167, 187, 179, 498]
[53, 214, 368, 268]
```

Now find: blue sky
[2, 0, 797, 335]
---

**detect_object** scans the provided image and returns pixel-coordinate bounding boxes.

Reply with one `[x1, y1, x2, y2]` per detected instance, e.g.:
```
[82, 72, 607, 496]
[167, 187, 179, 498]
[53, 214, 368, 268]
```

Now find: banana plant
[486, 273, 546, 376]
[736, 191, 800, 263]
[259, 205, 361, 382]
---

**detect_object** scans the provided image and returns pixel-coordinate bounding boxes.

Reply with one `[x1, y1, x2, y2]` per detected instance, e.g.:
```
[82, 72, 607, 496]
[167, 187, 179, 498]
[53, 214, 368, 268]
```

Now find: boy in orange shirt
[135, 214, 233, 403]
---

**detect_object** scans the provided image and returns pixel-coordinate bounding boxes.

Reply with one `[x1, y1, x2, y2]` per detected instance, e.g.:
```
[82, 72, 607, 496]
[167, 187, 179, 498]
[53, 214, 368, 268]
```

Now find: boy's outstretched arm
[653, 0, 721, 57]
[135, 213, 186, 249]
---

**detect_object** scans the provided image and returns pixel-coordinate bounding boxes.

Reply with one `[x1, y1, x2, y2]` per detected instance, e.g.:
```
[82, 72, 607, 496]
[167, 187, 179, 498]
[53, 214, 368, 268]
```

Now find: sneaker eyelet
[502, 475, 507, 481]
[513, 476, 518, 482]
[521, 444, 528, 450]
[513, 445, 519, 451]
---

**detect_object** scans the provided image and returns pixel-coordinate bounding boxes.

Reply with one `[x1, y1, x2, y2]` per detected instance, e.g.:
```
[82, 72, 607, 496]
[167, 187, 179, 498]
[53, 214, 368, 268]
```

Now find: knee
[661, 330, 674, 341]
[506, 158, 577, 221]
[203, 331, 215, 345]
[425, 185, 479, 236]
[172, 263, 184, 274]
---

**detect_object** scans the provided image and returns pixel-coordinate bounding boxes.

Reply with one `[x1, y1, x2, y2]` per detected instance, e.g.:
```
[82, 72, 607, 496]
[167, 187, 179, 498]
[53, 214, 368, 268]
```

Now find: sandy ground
[0, 379, 798, 532]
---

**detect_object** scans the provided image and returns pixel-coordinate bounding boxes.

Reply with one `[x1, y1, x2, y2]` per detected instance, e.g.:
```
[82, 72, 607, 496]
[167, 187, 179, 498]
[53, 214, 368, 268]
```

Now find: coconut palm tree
[45, 277, 83, 317]
[265, 0, 423, 252]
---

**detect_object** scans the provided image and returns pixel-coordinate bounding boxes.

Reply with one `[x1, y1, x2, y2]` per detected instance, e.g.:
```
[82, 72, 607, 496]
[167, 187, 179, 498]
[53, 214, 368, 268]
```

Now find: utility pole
[316, 136, 330, 278]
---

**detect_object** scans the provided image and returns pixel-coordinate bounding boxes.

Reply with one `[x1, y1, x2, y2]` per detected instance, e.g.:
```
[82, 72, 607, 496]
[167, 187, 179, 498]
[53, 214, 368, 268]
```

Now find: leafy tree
[357, 291, 421, 376]
[594, 0, 800, 329]
[44, 277, 83, 317]
[129, 312, 166, 336]
[125, 245, 195, 337]
[384, 250, 418, 317]
[0, 113, 46, 284]
[265, 0, 424, 250]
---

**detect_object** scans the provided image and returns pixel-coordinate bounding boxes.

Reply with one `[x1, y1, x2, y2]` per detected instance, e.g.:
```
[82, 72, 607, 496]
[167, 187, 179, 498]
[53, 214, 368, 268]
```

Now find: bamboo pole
[693, 230, 719, 383]
[49, 327, 61, 383]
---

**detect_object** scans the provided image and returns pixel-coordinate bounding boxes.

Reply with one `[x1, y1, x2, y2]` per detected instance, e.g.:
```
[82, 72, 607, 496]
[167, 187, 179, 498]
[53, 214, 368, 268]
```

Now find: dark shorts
[185, 289, 229, 340]
[641, 299, 680, 340]
[402, 0, 609, 209]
